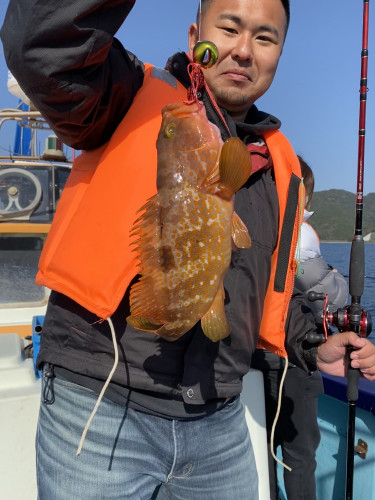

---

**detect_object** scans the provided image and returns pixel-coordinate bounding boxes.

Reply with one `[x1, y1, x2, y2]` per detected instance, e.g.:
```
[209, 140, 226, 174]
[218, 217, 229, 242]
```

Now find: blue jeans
[36, 375, 258, 499]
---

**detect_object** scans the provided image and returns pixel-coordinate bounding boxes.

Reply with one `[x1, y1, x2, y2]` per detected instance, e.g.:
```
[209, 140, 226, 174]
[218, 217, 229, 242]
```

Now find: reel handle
[307, 291, 325, 302]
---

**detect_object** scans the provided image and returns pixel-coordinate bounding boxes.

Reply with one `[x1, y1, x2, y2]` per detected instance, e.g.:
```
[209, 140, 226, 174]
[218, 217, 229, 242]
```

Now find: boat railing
[0, 106, 73, 162]
[0, 108, 50, 133]
[0, 156, 72, 163]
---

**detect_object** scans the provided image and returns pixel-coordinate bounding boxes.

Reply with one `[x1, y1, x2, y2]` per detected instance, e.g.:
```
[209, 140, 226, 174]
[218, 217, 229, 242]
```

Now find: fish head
[157, 101, 222, 188]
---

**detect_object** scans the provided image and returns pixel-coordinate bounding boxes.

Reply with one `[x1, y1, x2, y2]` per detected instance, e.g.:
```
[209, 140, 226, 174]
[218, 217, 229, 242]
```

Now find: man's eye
[257, 35, 276, 44]
[221, 26, 237, 34]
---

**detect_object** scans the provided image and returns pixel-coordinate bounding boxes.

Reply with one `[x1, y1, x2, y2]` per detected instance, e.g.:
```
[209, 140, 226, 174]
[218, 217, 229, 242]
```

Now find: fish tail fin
[201, 283, 230, 342]
[219, 137, 252, 193]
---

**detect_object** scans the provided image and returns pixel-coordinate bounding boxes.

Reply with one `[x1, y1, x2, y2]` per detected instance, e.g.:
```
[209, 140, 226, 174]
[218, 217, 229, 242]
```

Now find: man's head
[198, 0, 290, 37]
[189, 0, 288, 121]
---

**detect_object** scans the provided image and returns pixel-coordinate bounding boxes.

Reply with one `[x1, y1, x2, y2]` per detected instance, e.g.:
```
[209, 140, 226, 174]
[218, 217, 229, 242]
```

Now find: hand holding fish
[316, 332, 375, 381]
[127, 100, 252, 342]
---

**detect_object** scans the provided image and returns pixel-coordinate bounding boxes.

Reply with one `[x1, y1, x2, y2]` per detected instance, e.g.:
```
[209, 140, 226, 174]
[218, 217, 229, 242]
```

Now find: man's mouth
[222, 70, 251, 82]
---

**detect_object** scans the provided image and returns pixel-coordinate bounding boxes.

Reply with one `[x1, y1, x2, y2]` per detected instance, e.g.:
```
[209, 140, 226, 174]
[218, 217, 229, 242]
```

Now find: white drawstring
[76, 316, 119, 456]
[269, 356, 292, 472]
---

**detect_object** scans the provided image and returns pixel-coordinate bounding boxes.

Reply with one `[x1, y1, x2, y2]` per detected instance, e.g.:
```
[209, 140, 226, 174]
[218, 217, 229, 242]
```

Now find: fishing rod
[308, 2, 372, 498]
[345, 1, 371, 497]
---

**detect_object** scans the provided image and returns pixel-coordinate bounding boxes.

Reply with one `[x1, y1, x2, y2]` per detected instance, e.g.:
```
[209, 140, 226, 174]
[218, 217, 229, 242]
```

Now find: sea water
[320, 242, 375, 344]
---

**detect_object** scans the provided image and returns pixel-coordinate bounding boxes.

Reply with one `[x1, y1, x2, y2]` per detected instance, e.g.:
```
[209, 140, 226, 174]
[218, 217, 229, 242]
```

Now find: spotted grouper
[126, 100, 252, 341]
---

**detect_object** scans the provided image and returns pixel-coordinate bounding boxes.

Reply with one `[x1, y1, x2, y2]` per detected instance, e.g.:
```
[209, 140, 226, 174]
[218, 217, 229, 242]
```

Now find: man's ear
[188, 23, 199, 55]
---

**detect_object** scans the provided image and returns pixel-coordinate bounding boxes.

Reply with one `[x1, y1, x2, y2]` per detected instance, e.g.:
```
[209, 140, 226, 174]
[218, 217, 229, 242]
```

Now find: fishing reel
[304, 291, 372, 344]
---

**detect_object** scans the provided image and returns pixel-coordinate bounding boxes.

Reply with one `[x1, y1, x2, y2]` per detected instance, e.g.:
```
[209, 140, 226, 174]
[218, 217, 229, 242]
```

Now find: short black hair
[297, 155, 315, 210]
[280, 0, 290, 34]
[198, 0, 290, 38]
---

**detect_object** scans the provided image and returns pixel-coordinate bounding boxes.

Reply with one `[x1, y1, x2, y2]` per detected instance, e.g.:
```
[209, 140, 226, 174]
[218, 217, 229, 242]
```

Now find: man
[2, 1, 375, 499]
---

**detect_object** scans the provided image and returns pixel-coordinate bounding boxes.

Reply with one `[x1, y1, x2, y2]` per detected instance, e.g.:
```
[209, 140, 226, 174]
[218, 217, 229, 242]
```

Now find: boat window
[0, 236, 47, 305]
[55, 167, 71, 201]
[0, 166, 50, 222]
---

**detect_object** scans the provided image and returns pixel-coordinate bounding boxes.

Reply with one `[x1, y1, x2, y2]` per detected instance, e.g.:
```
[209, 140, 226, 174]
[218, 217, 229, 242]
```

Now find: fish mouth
[162, 101, 201, 118]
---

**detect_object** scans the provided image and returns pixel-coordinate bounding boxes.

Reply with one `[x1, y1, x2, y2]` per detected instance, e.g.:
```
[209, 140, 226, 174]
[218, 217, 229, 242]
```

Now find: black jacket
[1, 0, 317, 418]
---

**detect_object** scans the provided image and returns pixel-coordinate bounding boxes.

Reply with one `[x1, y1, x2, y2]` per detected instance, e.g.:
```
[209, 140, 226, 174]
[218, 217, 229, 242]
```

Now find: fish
[126, 100, 252, 342]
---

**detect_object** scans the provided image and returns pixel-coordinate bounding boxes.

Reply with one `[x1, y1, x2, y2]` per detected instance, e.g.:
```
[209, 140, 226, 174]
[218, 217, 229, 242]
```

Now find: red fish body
[127, 101, 252, 341]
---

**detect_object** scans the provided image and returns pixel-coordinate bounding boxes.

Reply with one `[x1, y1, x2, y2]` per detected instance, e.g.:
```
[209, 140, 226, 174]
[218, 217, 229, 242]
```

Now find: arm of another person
[1, 0, 144, 150]
[317, 333, 375, 381]
[295, 255, 349, 318]
[285, 290, 375, 381]
[297, 217, 349, 315]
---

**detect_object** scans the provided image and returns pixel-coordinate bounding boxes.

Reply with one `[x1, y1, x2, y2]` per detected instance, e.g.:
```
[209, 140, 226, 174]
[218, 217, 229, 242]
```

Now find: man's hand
[316, 332, 375, 381]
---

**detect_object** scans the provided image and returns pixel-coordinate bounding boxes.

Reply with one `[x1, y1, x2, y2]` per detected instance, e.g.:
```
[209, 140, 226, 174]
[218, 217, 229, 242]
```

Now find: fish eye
[164, 123, 176, 138]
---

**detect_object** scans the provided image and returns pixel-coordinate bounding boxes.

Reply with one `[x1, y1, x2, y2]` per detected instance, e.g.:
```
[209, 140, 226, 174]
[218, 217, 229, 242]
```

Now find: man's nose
[231, 34, 253, 62]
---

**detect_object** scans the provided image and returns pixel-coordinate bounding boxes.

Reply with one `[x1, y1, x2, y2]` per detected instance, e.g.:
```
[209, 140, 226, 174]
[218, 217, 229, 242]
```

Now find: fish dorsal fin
[232, 211, 251, 249]
[128, 194, 172, 322]
[219, 137, 252, 193]
[201, 283, 230, 341]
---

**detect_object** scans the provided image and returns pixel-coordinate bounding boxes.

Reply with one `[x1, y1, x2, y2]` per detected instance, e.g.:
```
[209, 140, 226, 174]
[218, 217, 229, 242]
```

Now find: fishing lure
[192, 0, 218, 68]
[187, 0, 218, 104]
[192, 40, 218, 68]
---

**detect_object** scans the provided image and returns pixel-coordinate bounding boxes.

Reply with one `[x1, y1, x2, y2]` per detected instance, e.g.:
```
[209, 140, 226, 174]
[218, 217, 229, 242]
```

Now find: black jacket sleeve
[1, 0, 145, 150]
[284, 290, 319, 372]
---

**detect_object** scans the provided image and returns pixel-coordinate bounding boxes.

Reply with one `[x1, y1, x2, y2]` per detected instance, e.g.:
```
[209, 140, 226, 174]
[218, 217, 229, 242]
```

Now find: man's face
[188, 0, 286, 121]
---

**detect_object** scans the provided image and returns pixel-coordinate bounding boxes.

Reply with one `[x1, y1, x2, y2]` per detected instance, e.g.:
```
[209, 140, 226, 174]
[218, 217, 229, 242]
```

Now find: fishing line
[198, 0, 202, 40]
[344, 274, 375, 280]
[193, 0, 218, 68]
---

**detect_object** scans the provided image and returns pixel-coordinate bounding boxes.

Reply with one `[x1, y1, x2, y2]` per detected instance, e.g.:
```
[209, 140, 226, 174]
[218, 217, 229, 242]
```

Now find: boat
[272, 373, 375, 500]
[0, 73, 72, 339]
[0, 82, 73, 499]
[0, 121, 72, 335]
[0, 85, 374, 500]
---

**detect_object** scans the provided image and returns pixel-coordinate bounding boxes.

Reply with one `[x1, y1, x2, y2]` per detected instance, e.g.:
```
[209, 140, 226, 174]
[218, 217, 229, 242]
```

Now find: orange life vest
[36, 63, 302, 357]
[257, 131, 303, 356]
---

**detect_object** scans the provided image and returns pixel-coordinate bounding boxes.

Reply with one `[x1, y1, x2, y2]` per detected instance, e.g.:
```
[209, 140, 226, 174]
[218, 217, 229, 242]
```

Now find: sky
[0, 1, 374, 194]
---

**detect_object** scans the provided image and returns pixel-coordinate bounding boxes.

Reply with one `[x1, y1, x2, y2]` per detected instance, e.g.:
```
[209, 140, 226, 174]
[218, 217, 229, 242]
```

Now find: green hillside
[309, 190, 375, 242]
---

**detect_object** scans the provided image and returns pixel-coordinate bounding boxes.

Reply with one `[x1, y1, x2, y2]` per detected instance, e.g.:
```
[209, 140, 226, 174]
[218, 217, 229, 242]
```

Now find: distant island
[310, 190, 375, 242]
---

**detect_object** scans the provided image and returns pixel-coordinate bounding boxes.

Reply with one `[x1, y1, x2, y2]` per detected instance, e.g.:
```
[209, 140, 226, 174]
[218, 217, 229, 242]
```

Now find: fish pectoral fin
[231, 211, 251, 249]
[126, 315, 162, 332]
[219, 137, 252, 193]
[201, 285, 230, 342]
